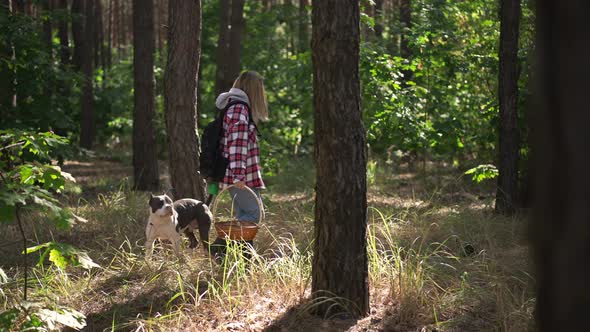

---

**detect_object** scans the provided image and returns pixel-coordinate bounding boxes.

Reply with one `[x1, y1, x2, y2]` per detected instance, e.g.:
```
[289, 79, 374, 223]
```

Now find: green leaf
[36, 307, 86, 330]
[26, 242, 52, 254]
[0, 308, 19, 331]
[49, 248, 69, 269]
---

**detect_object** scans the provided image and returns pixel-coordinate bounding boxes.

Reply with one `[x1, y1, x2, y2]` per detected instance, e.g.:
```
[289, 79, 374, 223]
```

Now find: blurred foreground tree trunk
[531, 1, 590, 331]
[311, 0, 369, 318]
[164, 0, 205, 200]
[132, 0, 159, 191]
[495, 0, 521, 214]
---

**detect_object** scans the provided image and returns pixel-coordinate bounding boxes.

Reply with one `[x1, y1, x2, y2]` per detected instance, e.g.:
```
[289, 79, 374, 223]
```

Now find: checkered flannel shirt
[221, 102, 265, 189]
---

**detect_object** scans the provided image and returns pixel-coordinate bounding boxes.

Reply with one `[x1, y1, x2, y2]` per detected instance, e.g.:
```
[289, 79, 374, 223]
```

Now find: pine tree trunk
[400, 0, 412, 83]
[71, 0, 84, 71]
[57, 0, 69, 65]
[93, 0, 99, 69]
[113, 0, 119, 55]
[531, 1, 590, 331]
[164, 0, 205, 201]
[42, 0, 52, 52]
[80, 0, 96, 149]
[107, 0, 113, 67]
[132, 0, 159, 191]
[311, 0, 369, 318]
[213, 0, 231, 97]
[226, 0, 245, 89]
[495, 0, 521, 214]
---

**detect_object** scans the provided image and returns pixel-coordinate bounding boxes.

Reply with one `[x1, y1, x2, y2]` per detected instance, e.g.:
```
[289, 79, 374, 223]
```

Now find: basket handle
[210, 184, 264, 225]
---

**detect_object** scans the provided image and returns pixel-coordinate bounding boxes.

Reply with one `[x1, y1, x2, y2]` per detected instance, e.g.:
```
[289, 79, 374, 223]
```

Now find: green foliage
[0, 302, 86, 332]
[464, 164, 499, 183]
[0, 9, 80, 134]
[26, 242, 99, 270]
[0, 130, 94, 330]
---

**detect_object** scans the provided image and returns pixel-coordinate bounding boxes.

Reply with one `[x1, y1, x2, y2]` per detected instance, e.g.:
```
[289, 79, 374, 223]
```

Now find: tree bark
[57, 0, 69, 65]
[495, 0, 521, 215]
[311, 0, 369, 318]
[214, 0, 245, 96]
[531, 1, 590, 331]
[79, 0, 96, 149]
[132, 0, 159, 191]
[227, 0, 245, 87]
[213, 0, 231, 97]
[164, 0, 205, 201]
[107, 0, 112, 67]
[71, 0, 84, 71]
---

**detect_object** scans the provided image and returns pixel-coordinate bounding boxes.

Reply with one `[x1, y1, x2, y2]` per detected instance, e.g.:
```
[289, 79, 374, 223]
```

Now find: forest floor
[0, 156, 536, 332]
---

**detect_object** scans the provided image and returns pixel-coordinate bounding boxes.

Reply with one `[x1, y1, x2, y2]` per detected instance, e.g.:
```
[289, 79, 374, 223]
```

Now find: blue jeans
[228, 187, 264, 222]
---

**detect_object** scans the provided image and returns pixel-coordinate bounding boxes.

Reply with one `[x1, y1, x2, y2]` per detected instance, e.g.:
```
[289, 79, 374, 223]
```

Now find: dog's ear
[149, 193, 155, 203]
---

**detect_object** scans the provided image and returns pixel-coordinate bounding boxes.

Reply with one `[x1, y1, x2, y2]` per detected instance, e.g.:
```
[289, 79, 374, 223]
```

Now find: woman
[211, 71, 268, 259]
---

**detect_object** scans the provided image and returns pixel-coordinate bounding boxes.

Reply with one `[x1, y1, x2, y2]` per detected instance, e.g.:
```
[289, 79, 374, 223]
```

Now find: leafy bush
[0, 130, 99, 331]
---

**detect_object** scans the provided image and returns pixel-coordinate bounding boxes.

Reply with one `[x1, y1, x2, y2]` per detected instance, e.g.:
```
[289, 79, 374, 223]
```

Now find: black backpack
[199, 100, 254, 182]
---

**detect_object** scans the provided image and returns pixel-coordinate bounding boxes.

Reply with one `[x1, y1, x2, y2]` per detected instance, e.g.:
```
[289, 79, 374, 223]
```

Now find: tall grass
[0, 161, 535, 331]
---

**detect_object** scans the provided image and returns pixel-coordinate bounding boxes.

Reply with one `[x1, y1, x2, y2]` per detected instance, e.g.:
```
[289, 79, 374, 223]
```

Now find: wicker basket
[211, 185, 263, 241]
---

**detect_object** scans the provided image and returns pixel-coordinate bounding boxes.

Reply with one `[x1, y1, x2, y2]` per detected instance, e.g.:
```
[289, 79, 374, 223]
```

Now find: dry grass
[0, 158, 535, 331]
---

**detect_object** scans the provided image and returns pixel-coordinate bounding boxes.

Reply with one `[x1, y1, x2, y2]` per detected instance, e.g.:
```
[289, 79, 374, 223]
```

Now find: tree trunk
[213, 0, 231, 97]
[227, 0, 245, 84]
[495, 0, 521, 214]
[298, 0, 309, 53]
[57, 0, 69, 65]
[42, 0, 52, 52]
[96, 0, 105, 71]
[375, 0, 384, 39]
[132, 0, 159, 191]
[107, 0, 112, 67]
[531, 1, 590, 331]
[79, 0, 96, 149]
[93, 0, 100, 69]
[71, 0, 84, 71]
[217, 0, 245, 95]
[164, 0, 205, 201]
[311, 0, 369, 318]
[113, 0, 119, 54]
[400, 0, 412, 83]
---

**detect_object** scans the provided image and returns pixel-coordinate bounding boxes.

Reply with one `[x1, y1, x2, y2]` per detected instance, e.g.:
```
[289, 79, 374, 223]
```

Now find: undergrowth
[0, 159, 535, 331]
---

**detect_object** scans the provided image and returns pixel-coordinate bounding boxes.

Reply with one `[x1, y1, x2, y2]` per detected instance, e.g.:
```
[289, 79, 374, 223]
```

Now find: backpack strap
[222, 100, 261, 137]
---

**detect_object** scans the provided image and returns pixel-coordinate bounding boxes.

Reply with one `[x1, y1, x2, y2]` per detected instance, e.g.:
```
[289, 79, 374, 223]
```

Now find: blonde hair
[232, 71, 269, 123]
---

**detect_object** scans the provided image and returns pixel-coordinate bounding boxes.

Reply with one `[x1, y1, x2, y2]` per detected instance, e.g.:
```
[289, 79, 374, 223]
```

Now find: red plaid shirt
[220, 102, 265, 189]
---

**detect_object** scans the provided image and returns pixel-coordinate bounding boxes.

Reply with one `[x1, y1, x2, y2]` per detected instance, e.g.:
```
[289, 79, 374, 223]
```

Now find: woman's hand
[234, 181, 246, 189]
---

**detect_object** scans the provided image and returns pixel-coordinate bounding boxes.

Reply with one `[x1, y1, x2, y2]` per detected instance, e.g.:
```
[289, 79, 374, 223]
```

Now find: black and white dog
[145, 194, 212, 255]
